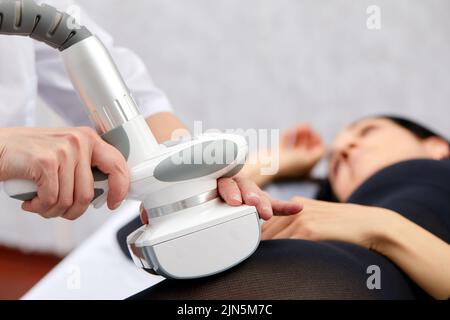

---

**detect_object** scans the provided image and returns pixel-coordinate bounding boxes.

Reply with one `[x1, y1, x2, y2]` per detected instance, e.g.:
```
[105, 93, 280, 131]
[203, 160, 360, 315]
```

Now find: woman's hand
[140, 173, 304, 224]
[0, 127, 129, 220]
[241, 124, 326, 187]
[261, 197, 396, 251]
[276, 124, 326, 179]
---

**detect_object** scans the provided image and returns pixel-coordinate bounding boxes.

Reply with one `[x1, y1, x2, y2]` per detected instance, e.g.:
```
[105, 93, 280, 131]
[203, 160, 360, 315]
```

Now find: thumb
[271, 198, 303, 216]
[140, 203, 149, 224]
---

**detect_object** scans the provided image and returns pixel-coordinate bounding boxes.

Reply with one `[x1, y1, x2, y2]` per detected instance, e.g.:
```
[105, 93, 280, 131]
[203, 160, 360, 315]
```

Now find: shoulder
[348, 159, 450, 203]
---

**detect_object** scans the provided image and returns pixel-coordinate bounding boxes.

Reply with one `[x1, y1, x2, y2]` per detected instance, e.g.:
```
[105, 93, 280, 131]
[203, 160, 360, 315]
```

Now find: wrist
[0, 128, 9, 156]
[241, 164, 274, 187]
[0, 129, 11, 180]
[0, 127, 17, 142]
[368, 208, 406, 255]
[276, 152, 318, 180]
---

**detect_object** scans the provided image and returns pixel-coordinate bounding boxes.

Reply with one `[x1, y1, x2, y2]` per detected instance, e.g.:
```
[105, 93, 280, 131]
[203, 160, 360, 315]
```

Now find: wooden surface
[0, 246, 61, 300]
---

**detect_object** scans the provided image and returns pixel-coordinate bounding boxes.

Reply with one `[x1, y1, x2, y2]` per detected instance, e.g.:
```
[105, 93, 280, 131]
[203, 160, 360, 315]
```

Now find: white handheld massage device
[0, 0, 260, 279]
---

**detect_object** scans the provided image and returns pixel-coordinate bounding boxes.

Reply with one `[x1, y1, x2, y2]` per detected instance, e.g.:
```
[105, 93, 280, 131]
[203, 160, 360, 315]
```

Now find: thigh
[128, 239, 427, 300]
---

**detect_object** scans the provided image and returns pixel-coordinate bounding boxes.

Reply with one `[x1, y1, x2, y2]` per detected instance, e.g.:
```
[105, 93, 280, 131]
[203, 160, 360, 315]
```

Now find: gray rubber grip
[0, 0, 91, 50]
[10, 167, 107, 201]
[10, 187, 104, 202]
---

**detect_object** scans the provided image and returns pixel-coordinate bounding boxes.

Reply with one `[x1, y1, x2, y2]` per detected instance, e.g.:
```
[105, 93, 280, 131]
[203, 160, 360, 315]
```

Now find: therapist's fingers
[43, 153, 76, 218]
[234, 175, 277, 219]
[22, 152, 60, 216]
[257, 192, 274, 220]
[62, 158, 94, 220]
[140, 203, 148, 224]
[218, 177, 243, 205]
[5, 127, 129, 219]
[232, 175, 303, 220]
[90, 133, 130, 210]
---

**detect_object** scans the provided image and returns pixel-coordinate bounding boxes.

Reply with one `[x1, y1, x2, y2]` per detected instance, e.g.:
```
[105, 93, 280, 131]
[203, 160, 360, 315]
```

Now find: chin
[334, 185, 353, 202]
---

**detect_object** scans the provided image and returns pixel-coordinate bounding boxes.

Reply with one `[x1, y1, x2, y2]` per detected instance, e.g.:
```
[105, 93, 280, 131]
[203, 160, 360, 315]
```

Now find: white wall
[78, 0, 450, 143]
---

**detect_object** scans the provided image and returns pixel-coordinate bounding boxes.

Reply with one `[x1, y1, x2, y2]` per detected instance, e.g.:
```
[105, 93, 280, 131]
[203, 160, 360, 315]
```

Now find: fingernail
[231, 194, 242, 204]
[262, 206, 273, 217]
[112, 201, 122, 210]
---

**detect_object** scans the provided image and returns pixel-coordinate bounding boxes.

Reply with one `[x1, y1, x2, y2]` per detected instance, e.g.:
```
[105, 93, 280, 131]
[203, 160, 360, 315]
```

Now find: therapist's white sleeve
[34, 0, 172, 127]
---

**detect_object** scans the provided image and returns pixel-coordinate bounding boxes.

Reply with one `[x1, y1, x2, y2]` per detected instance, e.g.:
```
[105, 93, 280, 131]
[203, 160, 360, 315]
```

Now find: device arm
[0, 0, 91, 50]
[0, 0, 159, 205]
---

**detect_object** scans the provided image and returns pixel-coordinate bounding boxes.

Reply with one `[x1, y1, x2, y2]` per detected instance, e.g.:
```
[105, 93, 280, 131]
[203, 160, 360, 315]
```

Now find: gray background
[75, 0, 449, 143]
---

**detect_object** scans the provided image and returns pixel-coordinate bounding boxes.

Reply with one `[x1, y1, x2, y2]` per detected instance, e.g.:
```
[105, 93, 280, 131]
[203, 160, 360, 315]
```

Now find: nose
[330, 130, 361, 163]
[342, 142, 357, 157]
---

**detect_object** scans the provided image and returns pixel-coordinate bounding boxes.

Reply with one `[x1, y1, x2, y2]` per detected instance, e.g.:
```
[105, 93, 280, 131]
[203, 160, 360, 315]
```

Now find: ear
[423, 137, 450, 160]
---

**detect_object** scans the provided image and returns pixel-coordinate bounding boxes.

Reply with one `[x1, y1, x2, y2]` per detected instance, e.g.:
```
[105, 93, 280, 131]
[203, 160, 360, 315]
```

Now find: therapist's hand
[140, 173, 303, 224]
[0, 127, 129, 220]
[216, 174, 303, 220]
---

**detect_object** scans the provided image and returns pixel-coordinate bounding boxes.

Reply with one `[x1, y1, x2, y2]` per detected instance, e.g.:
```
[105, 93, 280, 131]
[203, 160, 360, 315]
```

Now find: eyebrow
[347, 120, 364, 131]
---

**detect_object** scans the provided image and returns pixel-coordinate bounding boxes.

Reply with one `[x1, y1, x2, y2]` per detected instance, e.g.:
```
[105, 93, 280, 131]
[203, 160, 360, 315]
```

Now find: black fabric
[347, 159, 450, 243]
[126, 159, 450, 300]
[315, 178, 339, 202]
[129, 240, 426, 300]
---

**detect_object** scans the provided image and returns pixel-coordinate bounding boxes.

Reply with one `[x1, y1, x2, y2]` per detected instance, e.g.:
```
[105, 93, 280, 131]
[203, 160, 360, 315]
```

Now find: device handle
[3, 168, 109, 209]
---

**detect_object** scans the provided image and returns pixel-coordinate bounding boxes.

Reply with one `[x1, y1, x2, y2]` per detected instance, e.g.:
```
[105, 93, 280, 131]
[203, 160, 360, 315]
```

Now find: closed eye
[359, 124, 378, 137]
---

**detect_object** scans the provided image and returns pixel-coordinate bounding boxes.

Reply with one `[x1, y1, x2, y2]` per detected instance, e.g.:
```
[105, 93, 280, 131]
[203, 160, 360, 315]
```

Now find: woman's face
[328, 118, 442, 201]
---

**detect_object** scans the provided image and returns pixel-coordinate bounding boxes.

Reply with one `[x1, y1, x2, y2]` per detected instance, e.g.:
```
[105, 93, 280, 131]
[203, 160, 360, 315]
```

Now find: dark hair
[382, 115, 450, 144]
[315, 115, 450, 202]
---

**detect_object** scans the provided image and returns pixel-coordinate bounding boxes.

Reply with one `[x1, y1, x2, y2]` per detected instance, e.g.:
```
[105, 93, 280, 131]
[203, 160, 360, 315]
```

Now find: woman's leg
[128, 239, 428, 300]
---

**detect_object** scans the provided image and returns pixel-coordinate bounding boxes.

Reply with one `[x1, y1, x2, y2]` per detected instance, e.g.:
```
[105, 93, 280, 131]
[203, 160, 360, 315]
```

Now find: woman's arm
[145, 112, 187, 143]
[262, 197, 450, 299]
[379, 213, 450, 300]
[242, 124, 325, 188]
[240, 156, 279, 188]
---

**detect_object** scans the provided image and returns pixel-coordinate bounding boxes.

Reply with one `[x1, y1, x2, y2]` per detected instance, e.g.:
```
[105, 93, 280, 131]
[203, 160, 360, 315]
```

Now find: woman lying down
[130, 115, 450, 300]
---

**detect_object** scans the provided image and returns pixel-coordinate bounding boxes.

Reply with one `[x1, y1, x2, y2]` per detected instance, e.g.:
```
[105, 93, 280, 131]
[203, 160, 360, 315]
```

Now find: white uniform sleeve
[34, 0, 172, 127]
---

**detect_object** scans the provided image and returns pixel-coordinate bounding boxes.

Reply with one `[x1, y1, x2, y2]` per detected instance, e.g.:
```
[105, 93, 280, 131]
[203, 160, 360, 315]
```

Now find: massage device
[0, 0, 260, 278]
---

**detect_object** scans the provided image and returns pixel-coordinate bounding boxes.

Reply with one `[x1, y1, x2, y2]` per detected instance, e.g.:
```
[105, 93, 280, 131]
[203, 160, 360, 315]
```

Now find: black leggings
[127, 239, 428, 300]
